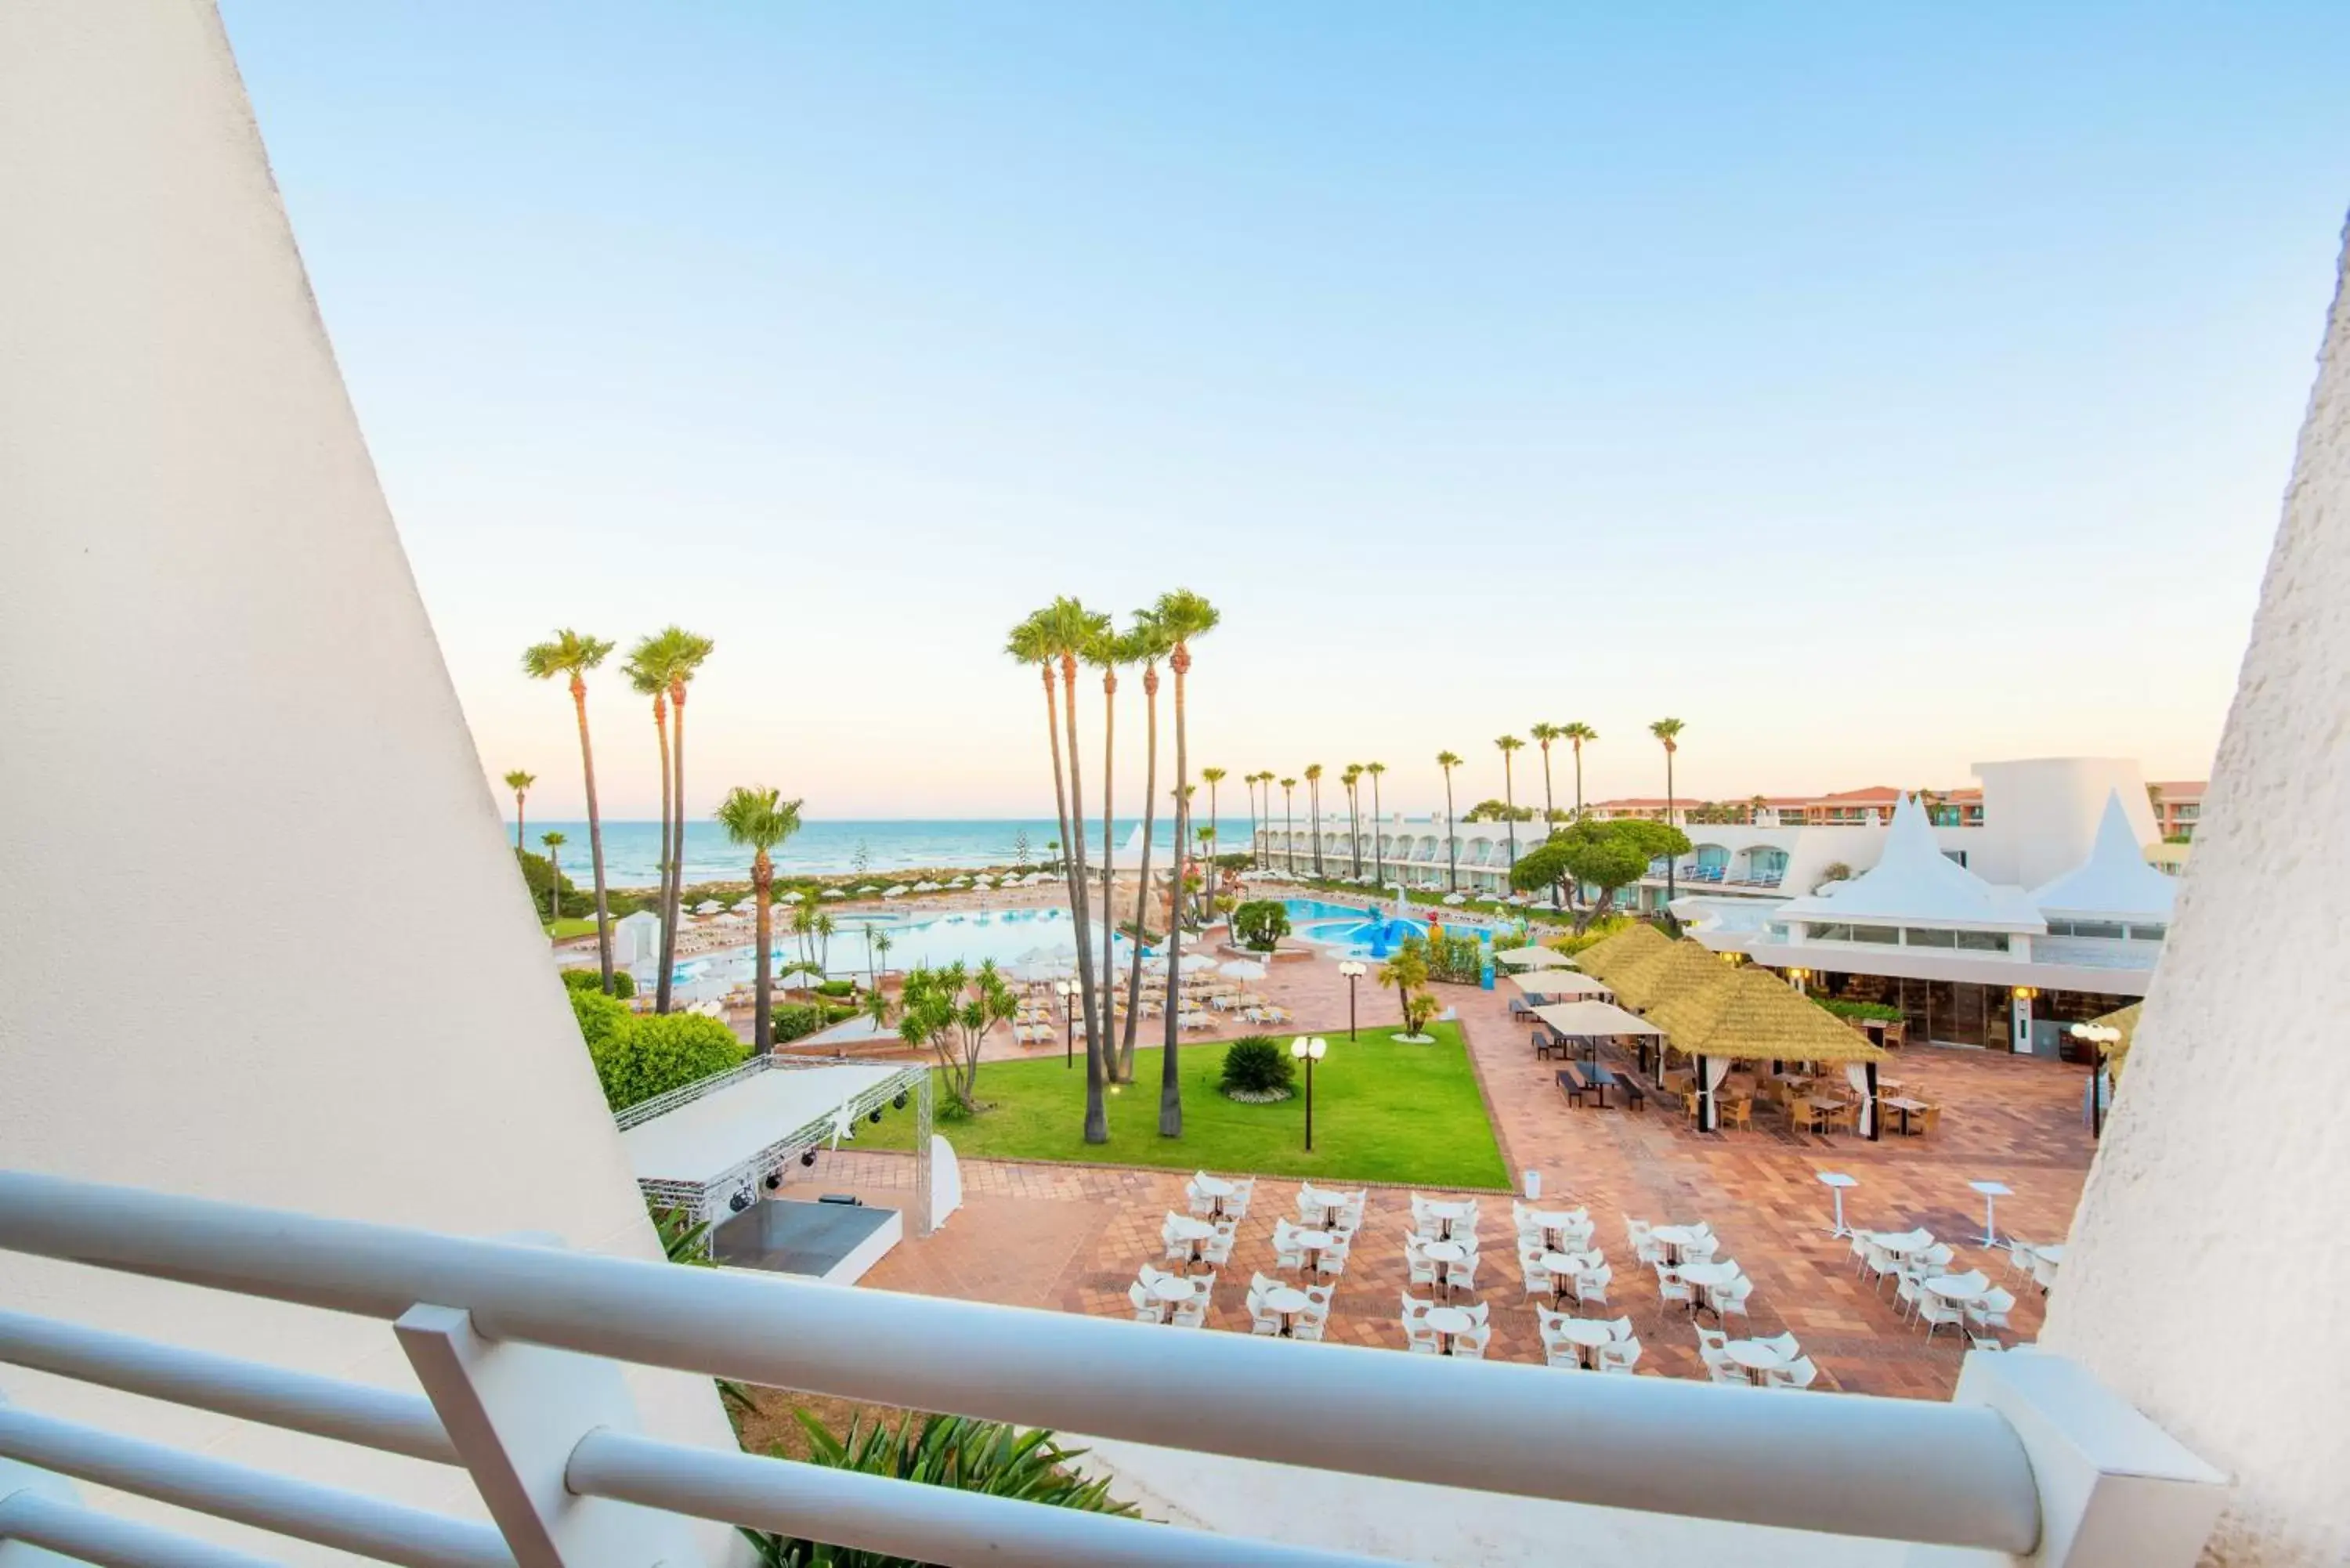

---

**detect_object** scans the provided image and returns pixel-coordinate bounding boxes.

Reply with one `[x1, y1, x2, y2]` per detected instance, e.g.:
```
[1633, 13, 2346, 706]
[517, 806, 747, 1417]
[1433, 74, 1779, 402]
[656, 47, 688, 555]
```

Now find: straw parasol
[2088, 1001, 2142, 1081]
[1568, 922, 1671, 985]
[1646, 967, 1889, 1066]
[1601, 939, 1735, 1013]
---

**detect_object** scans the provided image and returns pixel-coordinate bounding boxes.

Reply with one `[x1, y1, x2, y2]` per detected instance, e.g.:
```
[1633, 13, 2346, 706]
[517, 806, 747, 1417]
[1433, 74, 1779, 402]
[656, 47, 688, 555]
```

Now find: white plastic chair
[1201, 1222, 1237, 1266]
[1764, 1356, 1819, 1390]
[1713, 1279, 1752, 1328]
[1405, 1237, 1438, 1288]
[1451, 1327, 1491, 1360]
[1248, 1300, 1283, 1336]
[1520, 1248, 1553, 1299]
[1755, 1331, 1800, 1360]
[1596, 1339, 1642, 1375]
[1403, 1317, 1440, 1353]
[1969, 1287, 2016, 1331]
[1272, 1219, 1306, 1270]
[1574, 1263, 1611, 1306]
[1604, 1315, 1635, 1342]
[1128, 1282, 1166, 1324]
[1709, 1358, 1751, 1385]
[1399, 1289, 1432, 1321]
[1917, 1292, 1966, 1340]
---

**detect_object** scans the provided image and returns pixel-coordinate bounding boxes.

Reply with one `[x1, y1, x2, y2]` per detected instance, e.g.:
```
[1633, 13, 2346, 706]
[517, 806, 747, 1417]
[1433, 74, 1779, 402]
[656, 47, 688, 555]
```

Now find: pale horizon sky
[219, 4, 2349, 821]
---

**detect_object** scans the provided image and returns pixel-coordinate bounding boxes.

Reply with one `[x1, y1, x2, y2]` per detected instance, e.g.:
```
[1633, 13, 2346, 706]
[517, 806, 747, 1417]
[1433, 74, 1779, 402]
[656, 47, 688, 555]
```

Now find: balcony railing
[0, 1171, 2222, 1567]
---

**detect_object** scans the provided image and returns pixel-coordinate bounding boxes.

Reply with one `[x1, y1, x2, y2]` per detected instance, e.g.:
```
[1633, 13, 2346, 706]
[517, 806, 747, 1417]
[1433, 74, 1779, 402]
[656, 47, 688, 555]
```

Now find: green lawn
[863, 1023, 1508, 1188]
[544, 917, 600, 941]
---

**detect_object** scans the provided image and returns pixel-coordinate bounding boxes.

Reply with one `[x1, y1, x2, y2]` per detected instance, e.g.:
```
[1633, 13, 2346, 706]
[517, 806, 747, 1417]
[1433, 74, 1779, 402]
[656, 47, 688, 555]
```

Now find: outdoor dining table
[1678, 1261, 1744, 1317]
[1423, 1305, 1474, 1355]
[1300, 1190, 1347, 1227]
[2028, 1243, 2066, 1264]
[1165, 1216, 1214, 1267]
[1424, 1201, 1475, 1240]
[1294, 1228, 1336, 1277]
[1147, 1276, 1196, 1319]
[1262, 1285, 1312, 1336]
[1421, 1238, 1470, 1297]
[1551, 1317, 1614, 1367]
[1532, 1213, 1590, 1250]
[1881, 1096, 1929, 1136]
[1193, 1175, 1237, 1216]
[1649, 1224, 1706, 1263]
[1540, 1252, 1589, 1306]
[1724, 1339, 1790, 1384]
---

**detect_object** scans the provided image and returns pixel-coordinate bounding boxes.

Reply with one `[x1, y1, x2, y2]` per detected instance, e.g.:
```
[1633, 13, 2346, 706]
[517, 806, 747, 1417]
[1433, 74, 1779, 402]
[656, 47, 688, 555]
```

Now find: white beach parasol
[1218, 959, 1268, 981]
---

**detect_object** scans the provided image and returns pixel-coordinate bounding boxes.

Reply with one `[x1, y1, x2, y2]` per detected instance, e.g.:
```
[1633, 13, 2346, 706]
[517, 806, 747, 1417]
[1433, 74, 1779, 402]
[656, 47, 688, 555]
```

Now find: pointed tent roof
[2031, 790, 2178, 922]
[1771, 793, 2045, 933]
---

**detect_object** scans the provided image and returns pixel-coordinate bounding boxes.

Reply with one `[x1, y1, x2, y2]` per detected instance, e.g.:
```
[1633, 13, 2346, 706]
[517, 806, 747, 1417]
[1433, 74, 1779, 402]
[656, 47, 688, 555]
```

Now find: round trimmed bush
[562, 966, 637, 1000]
[1218, 1035, 1296, 1098]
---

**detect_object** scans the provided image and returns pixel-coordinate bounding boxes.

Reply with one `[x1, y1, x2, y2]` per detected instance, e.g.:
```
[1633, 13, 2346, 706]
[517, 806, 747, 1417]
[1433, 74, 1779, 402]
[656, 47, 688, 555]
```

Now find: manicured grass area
[544, 917, 600, 941]
[864, 1023, 1508, 1188]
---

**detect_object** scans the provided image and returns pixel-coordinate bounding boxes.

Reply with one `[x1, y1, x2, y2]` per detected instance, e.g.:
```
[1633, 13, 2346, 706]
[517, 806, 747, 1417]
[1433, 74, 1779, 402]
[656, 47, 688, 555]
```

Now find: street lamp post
[1290, 1035, 1328, 1151]
[1056, 979, 1076, 1069]
[1337, 960, 1366, 1040]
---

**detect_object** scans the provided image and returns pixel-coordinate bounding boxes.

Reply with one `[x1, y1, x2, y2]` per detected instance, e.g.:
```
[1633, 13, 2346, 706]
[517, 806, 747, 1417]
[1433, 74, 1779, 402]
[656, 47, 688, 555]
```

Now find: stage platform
[713, 1197, 902, 1285]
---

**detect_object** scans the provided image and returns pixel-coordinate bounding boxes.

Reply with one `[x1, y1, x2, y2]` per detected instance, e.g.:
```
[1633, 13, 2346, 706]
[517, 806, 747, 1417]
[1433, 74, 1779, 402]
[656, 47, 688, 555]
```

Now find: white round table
[1650, 1224, 1705, 1261]
[1420, 1238, 1469, 1295]
[1422, 1305, 1473, 1353]
[1552, 1317, 1614, 1367]
[2029, 1243, 2066, 1264]
[1816, 1172, 1859, 1238]
[1193, 1175, 1236, 1213]
[1261, 1285, 1311, 1335]
[1166, 1216, 1213, 1264]
[1678, 1261, 1742, 1315]
[1923, 1275, 1987, 1306]
[1725, 1339, 1788, 1383]
[1538, 1252, 1586, 1302]
[1148, 1277, 1195, 1316]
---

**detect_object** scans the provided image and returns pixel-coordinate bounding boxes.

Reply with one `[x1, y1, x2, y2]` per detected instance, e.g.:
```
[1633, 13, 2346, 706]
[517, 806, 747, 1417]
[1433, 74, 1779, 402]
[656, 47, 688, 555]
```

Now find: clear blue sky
[220, 2, 2350, 819]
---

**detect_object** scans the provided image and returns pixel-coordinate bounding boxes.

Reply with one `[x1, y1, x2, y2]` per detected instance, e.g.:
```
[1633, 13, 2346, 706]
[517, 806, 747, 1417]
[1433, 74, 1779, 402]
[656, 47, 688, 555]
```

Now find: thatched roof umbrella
[1604, 939, 1734, 1013]
[1570, 922, 1670, 985]
[1647, 966, 1889, 1134]
[2089, 1002, 2142, 1081]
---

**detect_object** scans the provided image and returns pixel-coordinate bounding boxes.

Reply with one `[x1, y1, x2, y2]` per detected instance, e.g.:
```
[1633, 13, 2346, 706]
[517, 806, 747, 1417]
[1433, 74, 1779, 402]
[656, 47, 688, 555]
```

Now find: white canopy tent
[1509, 970, 1613, 1000]
[1531, 1000, 1662, 1038]
[1494, 945, 1572, 969]
[619, 1057, 931, 1230]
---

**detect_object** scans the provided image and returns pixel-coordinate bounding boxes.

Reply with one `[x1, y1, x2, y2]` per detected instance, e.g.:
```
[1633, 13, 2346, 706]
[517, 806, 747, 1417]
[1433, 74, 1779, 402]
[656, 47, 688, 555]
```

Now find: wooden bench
[1558, 1063, 1617, 1111]
[1610, 1067, 1653, 1113]
[1556, 1067, 1590, 1108]
[1531, 1027, 1567, 1060]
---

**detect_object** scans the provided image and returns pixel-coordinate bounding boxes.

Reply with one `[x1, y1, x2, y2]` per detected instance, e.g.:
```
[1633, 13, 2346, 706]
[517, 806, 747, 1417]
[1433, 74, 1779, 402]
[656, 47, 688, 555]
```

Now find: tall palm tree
[1120, 613, 1173, 1074]
[1436, 751, 1462, 892]
[1082, 622, 1130, 1080]
[1495, 735, 1525, 868]
[1529, 723, 1561, 822]
[656, 628, 714, 1015]
[1651, 717, 1685, 904]
[1562, 722, 1596, 819]
[1200, 767, 1227, 872]
[503, 770, 537, 854]
[621, 640, 679, 1011]
[523, 630, 619, 991]
[1242, 771, 1264, 869]
[1279, 778, 1298, 875]
[714, 786, 804, 1053]
[538, 831, 566, 921]
[1006, 613, 1077, 948]
[1340, 764, 1364, 879]
[1152, 588, 1218, 1138]
[1035, 598, 1114, 1143]
[1365, 761, 1387, 887]
[1303, 764, 1325, 878]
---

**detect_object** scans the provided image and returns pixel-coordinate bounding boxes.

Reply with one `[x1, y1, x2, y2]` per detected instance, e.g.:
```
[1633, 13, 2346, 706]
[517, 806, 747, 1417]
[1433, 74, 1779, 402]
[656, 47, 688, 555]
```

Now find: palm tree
[1081, 622, 1131, 1080]
[1120, 613, 1173, 1074]
[1200, 767, 1227, 870]
[1279, 778, 1298, 875]
[1495, 735, 1525, 868]
[714, 786, 804, 1053]
[1341, 764, 1364, 879]
[503, 770, 536, 854]
[1562, 722, 1596, 819]
[1303, 764, 1325, 878]
[656, 628, 714, 1017]
[538, 831, 566, 921]
[621, 639, 680, 1011]
[1005, 613, 1076, 924]
[1651, 717, 1685, 903]
[1033, 598, 1114, 1143]
[1529, 723, 1560, 822]
[866, 924, 893, 994]
[523, 630, 619, 991]
[1242, 771, 1264, 870]
[1151, 587, 1218, 1138]
[1365, 761, 1387, 887]
[1436, 751, 1462, 891]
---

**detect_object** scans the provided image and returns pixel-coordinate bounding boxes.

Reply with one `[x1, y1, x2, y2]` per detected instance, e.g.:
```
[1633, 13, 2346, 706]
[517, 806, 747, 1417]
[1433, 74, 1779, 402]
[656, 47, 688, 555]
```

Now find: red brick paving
[802, 926, 2093, 1400]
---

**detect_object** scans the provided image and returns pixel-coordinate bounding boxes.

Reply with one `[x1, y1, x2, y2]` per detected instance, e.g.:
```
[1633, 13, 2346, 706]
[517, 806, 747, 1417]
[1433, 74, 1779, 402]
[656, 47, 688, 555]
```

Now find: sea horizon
[506, 816, 1246, 890]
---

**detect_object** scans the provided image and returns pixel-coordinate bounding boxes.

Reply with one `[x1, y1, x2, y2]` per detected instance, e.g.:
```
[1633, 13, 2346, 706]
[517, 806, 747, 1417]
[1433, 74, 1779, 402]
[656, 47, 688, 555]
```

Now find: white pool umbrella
[883, 885, 909, 898]
[776, 890, 805, 903]
[694, 899, 724, 915]
[1443, 893, 1467, 906]
[820, 888, 846, 900]
[1219, 959, 1267, 981]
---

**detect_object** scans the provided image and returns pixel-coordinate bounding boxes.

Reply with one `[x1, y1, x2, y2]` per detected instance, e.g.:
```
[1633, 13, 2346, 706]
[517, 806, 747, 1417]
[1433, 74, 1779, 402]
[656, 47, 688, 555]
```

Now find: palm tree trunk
[1444, 773, 1458, 891]
[1311, 781, 1324, 877]
[1121, 665, 1160, 1070]
[514, 792, 526, 854]
[1059, 658, 1108, 1143]
[1573, 744, 1584, 818]
[1371, 774, 1383, 887]
[1505, 761, 1517, 868]
[1248, 778, 1260, 871]
[751, 853, 773, 1053]
[1665, 750, 1677, 905]
[660, 688, 691, 1004]
[1283, 794, 1293, 875]
[1099, 669, 1121, 1081]
[651, 697, 675, 1013]
[571, 679, 616, 992]
[1039, 666, 1074, 907]
[547, 844, 560, 921]
[1160, 649, 1191, 1136]
[1541, 748, 1555, 824]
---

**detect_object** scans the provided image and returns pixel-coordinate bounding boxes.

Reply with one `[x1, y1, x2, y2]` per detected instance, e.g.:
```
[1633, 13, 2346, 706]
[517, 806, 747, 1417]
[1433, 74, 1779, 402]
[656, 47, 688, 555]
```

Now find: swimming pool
[678, 905, 1152, 986]
[1278, 898, 1433, 958]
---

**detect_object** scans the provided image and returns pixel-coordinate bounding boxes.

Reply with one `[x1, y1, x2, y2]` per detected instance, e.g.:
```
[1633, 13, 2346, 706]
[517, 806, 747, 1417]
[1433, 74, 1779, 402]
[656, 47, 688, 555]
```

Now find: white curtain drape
[1701, 1056, 1731, 1129]
[1845, 1063, 1875, 1136]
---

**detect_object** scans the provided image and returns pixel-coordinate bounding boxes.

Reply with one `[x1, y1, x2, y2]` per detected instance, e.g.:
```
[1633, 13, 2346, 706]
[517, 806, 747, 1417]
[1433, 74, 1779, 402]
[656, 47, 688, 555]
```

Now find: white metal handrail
[0, 1487, 280, 1568]
[0, 1170, 2040, 1555]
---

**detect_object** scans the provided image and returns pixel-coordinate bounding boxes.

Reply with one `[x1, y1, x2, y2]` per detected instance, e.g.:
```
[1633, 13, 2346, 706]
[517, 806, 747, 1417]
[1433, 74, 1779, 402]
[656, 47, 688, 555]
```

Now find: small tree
[1378, 939, 1440, 1038]
[1533, 819, 1693, 933]
[1231, 898, 1292, 953]
[1012, 829, 1034, 871]
[896, 960, 1019, 1111]
[587, 1012, 747, 1112]
[1217, 1035, 1296, 1097]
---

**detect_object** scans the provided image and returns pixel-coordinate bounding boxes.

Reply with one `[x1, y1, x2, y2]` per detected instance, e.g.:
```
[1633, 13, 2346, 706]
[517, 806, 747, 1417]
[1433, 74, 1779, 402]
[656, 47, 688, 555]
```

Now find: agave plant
[742, 1411, 1137, 1567]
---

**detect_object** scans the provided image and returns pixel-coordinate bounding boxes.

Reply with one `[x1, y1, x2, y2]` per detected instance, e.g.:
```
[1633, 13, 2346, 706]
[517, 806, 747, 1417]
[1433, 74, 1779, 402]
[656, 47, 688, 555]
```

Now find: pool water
[1278, 898, 1432, 959]
[677, 905, 1152, 986]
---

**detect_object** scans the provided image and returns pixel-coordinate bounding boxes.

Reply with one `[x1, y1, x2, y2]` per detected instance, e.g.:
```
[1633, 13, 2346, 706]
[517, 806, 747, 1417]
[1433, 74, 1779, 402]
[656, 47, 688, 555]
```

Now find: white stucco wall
[1967, 759, 2157, 890]
[2040, 222, 2350, 1565]
[0, 2, 741, 1559]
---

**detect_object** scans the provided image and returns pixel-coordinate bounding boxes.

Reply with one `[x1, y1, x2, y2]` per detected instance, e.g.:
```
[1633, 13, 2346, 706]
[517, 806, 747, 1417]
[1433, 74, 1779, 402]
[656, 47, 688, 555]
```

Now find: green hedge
[573, 1000, 747, 1113]
[1816, 997, 1904, 1023]
[772, 1003, 824, 1044]
[1423, 930, 1484, 985]
[562, 966, 637, 999]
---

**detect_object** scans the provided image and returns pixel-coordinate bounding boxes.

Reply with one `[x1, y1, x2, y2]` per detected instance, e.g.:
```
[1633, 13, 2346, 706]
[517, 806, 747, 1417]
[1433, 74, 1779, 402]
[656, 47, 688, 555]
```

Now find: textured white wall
[2042, 223, 2350, 1565]
[1969, 758, 2157, 889]
[0, 2, 741, 1558]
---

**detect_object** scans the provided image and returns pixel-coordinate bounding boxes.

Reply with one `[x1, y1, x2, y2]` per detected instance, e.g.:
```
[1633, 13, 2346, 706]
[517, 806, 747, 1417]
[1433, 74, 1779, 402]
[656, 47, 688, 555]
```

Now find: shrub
[743, 1413, 1134, 1568]
[1422, 929, 1484, 985]
[1548, 915, 1631, 958]
[1231, 900, 1292, 952]
[1218, 1035, 1296, 1097]
[567, 986, 633, 1054]
[816, 979, 856, 999]
[772, 1003, 824, 1044]
[562, 966, 638, 999]
[1817, 997, 1904, 1023]
[589, 1012, 747, 1112]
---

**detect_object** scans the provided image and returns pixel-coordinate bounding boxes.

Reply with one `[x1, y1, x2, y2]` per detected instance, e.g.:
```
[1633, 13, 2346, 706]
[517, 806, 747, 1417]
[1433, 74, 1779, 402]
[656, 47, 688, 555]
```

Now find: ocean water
[508, 816, 1244, 889]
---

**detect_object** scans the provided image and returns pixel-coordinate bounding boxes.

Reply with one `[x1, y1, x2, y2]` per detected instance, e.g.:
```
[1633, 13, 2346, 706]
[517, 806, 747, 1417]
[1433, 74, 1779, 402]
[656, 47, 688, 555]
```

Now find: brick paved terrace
[797, 934, 2096, 1400]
